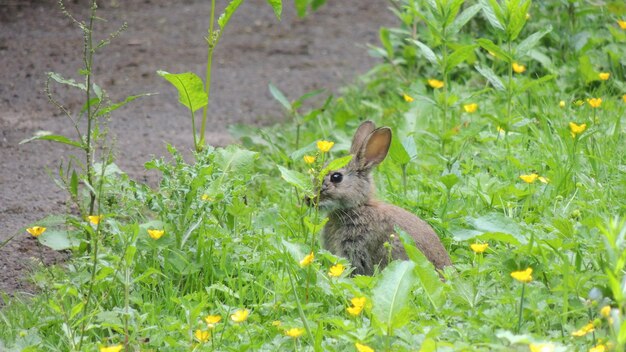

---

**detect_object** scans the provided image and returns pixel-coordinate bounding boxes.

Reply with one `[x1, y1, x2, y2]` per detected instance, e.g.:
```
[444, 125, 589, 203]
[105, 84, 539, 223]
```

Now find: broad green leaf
[268, 83, 292, 111]
[371, 260, 417, 331]
[443, 0, 465, 28]
[388, 134, 411, 165]
[518, 75, 556, 94]
[477, 38, 511, 62]
[379, 27, 394, 59]
[278, 165, 313, 193]
[446, 44, 477, 72]
[452, 212, 525, 244]
[157, 71, 208, 112]
[578, 55, 599, 84]
[19, 131, 83, 149]
[214, 145, 258, 174]
[516, 26, 552, 57]
[38, 230, 79, 250]
[48, 72, 86, 90]
[475, 65, 505, 91]
[506, 0, 530, 41]
[95, 93, 154, 117]
[318, 155, 353, 182]
[409, 39, 439, 64]
[449, 4, 482, 34]
[479, 0, 504, 30]
[218, 0, 244, 29]
[266, 0, 282, 20]
[440, 173, 459, 190]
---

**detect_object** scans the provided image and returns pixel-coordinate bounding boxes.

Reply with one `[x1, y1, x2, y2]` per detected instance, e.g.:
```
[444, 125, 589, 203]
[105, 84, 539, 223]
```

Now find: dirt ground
[0, 0, 394, 294]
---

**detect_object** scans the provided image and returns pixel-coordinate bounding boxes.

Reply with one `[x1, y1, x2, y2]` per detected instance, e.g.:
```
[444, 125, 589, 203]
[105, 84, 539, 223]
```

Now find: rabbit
[314, 120, 452, 275]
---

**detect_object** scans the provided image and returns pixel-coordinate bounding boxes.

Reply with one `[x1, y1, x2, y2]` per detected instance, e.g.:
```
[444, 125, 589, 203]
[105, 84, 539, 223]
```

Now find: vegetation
[2, 0, 626, 351]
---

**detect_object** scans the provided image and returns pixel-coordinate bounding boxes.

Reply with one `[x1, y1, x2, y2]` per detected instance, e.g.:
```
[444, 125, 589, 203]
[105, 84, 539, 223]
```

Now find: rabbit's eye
[330, 172, 343, 183]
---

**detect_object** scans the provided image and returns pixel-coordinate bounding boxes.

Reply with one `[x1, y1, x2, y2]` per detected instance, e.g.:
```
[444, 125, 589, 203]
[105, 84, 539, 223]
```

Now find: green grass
[2, 0, 626, 351]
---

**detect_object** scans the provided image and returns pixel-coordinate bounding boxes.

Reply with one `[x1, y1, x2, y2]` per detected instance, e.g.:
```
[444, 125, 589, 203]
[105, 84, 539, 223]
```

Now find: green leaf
[278, 165, 313, 193]
[515, 25, 552, 57]
[475, 65, 505, 91]
[518, 74, 556, 94]
[388, 134, 411, 165]
[446, 44, 477, 72]
[95, 93, 154, 117]
[371, 260, 418, 331]
[318, 155, 353, 182]
[294, 0, 308, 17]
[477, 38, 511, 62]
[578, 55, 599, 84]
[48, 72, 86, 90]
[218, 0, 244, 29]
[409, 39, 439, 65]
[38, 230, 79, 250]
[479, 0, 504, 30]
[157, 71, 208, 112]
[19, 131, 83, 149]
[506, 0, 530, 41]
[449, 4, 482, 34]
[70, 170, 79, 198]
[214, 145, 258, 174]
[266, 0, 282, 20]
[268, 83, 291, 111]
[440, 173, 459, 190]
[379, 27, 394, 59]
[451, 212, 525, 244]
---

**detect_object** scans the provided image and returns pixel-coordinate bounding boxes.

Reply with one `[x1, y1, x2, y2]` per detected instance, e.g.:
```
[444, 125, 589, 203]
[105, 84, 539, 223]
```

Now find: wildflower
[569, 122, 587, 138]
[403, 93, 414, 102]
[204, 315, 221, 328]
[519, 174, 539, 184]
[347, 297, 367, 316]
[284, 327, 304, 338]
[428, 79, 444, 89]
[26, 226, 46, 237]
[355, 342, 375, 352]
[600, 305, 611, 318]
[88, 215, 103, 225]
[201, 194, 213, 201]
[623, 94, 626, 103]
[194, 329, 210, 343]
[559, 100, 565, 108]
[303, 155, 316, 164]
[147, 229, 164, 240]
[618, 20, 626, 30]
[571, 322, 595, 337]
[529, 343, 555, 352]
[100, 345, 123, 352]
[589, 344, 607, 352]
[598, 72, 610, 81]
[463, 103, 478, 113]
[538, 176, 550, 184]
[230, 309, 249, 323]
[470, 243, 489, 254]
[299, 252, 314, 267]
[511, 267, 533, 283]
[317, 140, 334, 153]
[512, 62, 526, 73]
[328, 263, 345, 277]
[588, 98, 602, 108]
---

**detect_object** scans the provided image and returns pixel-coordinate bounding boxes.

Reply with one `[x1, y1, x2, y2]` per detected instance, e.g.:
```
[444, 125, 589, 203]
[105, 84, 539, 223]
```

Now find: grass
[2, 0, 626, 351]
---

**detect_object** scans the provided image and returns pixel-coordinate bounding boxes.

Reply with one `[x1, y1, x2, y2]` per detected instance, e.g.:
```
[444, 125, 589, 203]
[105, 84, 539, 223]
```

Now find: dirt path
[0, 0, 394, 294]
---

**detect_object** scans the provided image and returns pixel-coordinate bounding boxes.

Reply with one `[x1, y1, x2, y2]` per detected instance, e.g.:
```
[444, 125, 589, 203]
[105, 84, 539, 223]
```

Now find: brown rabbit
[315, 121, 451, 275]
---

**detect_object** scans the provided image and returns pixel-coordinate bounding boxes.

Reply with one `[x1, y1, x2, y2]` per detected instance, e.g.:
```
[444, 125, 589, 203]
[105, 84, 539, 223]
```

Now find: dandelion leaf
[372, 260, 417, 332]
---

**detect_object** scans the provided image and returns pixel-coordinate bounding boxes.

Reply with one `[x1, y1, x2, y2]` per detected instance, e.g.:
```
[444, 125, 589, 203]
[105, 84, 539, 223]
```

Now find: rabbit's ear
[358, 127, 392, 170]
[350, 121, 376, 155]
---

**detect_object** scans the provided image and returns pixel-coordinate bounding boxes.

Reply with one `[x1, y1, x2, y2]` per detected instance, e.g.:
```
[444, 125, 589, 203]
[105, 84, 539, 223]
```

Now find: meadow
[1, 0, 626, 351]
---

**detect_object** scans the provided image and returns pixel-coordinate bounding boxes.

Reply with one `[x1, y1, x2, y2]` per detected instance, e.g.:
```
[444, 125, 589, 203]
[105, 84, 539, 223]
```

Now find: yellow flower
[511, 267, 533, 283]
[299, 252, 315, 267]
[598, 72, 610, 81]
[355, 342, 375, 352]
[589, 344, 607, 352]
[538, 176, 550, 184]
[519, 173, 539, 184]
[428, 79, 444, 89]
[470, 243, 489, 254]
[328, 263, 345, 277]
[201, 194, 213, 201]
[588, 98, 602, 108]
[284, 327, 305, 338]
[347, 305, 364, 316]
[569, 122, 587, 138]
[559, 100, 565, 108]
[26, 226, 46, 237]
[463, 103, 478, 113]
[571, 322, 595, 337]
[204, 315, 221, 328]
[512, 62, 526, 73]
[346, 297, 366, 316]
[623, 94, 626, 103]
[600, 305, 611, 318]
[317, 140, 334, 153]
[88, 215, 103, 225]
[618, 20, 626, 30]
[529, 343, 555, 352]
[303, 155, 316, 164]
[100, 345, 123, 352]
[147, 229, 164, 240]
[403, 93, 414, 102]
[194, 329, 210, 343]
[230, 309, 249, 323]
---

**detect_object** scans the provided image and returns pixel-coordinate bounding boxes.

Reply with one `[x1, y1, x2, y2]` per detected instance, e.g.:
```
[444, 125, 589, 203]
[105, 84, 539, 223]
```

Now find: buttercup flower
[470, 243, 489, 254]
[559, 100, 565, 108]
[26, 226, 46, 237]
[403, 93, 414, 102]
[589, 344, 607, 352]
[100, 345, 123, 352]
[328, 263, 345, 277]
[571, 322, 595, 337]
[511, 267, 533, 283]
[598, 72, 610, 81]
[147, 229, 164, 240]
[428, 79, 444, 89]
[618, 20, 626, 30]
[463, 103, 478, 113]
[529, 343, 555, 352]
[569, 122, 587, 138]
[317, 140, 334, 153]
[201, 194, 213, 201]
[303, 155, 316, 164]
[284, 327, 304, 338]
[88, 215, 103, 225]
[588, 98, 602, 108]
[299, 252, 315, 267]
[230, 309, 249, 323]
[519, 174, 539, 184]
[512, 62, 526, 73]
[600, 305, 611, 318]
[347, 297, 367, 316]
[194, 329, 210, 342]
[204, 315, 221, 328]
[355, 342, 375, 352]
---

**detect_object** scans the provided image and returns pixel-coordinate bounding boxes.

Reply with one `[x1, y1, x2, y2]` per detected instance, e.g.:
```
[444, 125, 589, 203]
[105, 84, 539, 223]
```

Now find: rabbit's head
[316, 121, 392, 211]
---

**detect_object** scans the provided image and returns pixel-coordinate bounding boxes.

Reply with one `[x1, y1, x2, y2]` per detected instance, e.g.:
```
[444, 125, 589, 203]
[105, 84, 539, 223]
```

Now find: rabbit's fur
[317, 121, 451, 275]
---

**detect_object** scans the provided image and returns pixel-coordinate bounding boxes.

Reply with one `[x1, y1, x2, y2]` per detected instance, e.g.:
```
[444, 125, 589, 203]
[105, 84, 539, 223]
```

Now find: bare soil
[0, 0, 394, 294]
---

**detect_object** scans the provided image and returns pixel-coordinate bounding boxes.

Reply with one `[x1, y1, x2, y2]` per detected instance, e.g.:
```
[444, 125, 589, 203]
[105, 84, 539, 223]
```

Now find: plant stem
[84, 0, 97, 215]
[199, 0, 217, 151]
[517, 284, 526, 333]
